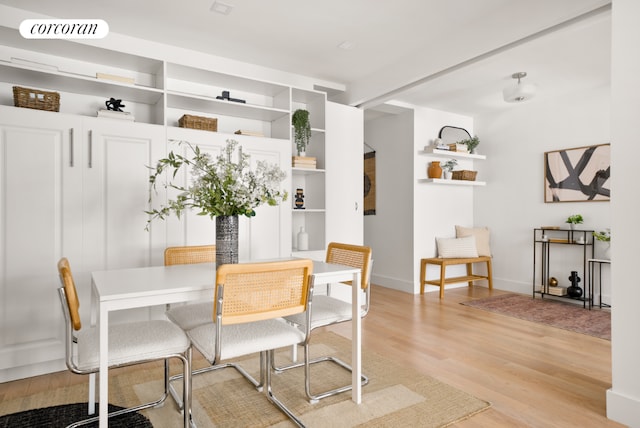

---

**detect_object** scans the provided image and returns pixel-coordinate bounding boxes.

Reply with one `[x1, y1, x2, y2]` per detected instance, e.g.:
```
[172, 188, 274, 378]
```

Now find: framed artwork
[544, 143, 610, 203]
[364, 151, 376, 215]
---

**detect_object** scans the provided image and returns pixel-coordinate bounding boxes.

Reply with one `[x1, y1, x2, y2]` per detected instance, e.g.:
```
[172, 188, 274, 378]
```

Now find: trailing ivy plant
[292, 109, 311, 155]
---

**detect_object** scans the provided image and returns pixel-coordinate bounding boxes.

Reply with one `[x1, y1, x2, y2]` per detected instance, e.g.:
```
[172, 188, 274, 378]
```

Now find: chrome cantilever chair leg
[265, 350, 305, 428]
[168, 361, 262, 411]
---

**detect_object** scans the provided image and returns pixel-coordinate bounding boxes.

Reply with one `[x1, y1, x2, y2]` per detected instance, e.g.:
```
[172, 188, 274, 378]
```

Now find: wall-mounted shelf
[292, 167, 325, 175]
[418, 178, 486, 186]
[418, 147, 486, 160]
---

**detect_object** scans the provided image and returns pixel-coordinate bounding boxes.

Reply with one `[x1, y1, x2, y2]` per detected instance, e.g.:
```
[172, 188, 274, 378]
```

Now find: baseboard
[371, 273, 414, 293]
[607, 388, 640, 426]
[0, 358, 66, 383]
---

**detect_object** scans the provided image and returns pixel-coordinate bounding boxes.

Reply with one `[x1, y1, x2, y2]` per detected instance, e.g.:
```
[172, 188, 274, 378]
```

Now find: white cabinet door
[164, 128, 291, 259]
[325, 102, 364, 245]
[0, 106, 82, 382]
[82, 118, 167, 272]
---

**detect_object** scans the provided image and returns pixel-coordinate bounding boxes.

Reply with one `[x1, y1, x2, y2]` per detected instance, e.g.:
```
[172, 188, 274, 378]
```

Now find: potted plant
[566, 214, 584, 230]
[442, 159, 458, 179]
[593, 229, 611, 259]
[459, 135, 480, 154]
[292, 109, 311, 156]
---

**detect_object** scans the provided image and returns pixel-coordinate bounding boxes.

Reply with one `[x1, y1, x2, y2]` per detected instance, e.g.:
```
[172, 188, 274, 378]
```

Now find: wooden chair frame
[275, 242, 373, 403]
[185, 259, 314, 427]
[57, 258, 192, 428]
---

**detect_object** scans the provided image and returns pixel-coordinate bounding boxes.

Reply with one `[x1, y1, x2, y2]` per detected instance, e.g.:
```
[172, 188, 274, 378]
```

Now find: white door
[0, 106, 82, 382]
[325, 102, 364, 245]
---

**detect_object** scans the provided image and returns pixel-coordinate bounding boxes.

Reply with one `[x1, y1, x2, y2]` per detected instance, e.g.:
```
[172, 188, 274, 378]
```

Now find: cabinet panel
[325, 102, 363, 245]
[0, 107, 82, 381]
[165, 127, 291, 259]
[83, 118, 166, 271]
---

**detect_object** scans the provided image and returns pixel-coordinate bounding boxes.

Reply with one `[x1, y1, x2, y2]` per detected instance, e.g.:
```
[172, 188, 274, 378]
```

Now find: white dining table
[90, 259, 362, 428]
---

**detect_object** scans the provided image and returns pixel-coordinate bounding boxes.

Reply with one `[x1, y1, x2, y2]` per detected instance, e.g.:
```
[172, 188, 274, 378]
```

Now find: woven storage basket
[178, 114, 218, 132]
[13, 86, 60, 112]
[452, 170, 477, 181]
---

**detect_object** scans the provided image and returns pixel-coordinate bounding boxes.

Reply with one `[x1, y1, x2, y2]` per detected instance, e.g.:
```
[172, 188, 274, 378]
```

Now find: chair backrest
[325, 242, 372, 290]
[164, 245, 216, 266]
[57, 257, 82, 331]
[214, 259, 314, 325]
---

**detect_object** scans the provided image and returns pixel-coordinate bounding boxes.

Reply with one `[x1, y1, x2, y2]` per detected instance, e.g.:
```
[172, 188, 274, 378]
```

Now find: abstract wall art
[544, 143, 610, 203]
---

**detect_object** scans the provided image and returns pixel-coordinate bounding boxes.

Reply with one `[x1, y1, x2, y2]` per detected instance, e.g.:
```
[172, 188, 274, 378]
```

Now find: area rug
[461, 293, 610, 340]
[0, 332, 490, 428]
[0, 403, 152, 428]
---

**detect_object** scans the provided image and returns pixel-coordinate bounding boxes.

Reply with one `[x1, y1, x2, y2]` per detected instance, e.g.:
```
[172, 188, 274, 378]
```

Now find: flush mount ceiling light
[503, 72, 537, 103]
[210, 1, 234, 15]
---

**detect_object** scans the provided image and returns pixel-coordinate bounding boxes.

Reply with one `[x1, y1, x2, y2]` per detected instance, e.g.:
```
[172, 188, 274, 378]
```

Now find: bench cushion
[437, 236, 478, 258]
[456, 225, 491, 256]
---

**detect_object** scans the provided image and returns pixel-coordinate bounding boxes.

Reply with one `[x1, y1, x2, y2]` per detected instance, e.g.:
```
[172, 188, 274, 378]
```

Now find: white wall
[364, 110, 415, 291]
[364, 105, 475, 294]
[607, 0, 640, 424]
[474, 85, 611, 297]
[413, 107, 475, 294]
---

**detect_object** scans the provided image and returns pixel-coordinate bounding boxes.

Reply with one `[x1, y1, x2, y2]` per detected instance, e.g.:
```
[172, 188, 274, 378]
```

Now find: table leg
[351, 270, 362, 404]
[99, 303, 109, 428]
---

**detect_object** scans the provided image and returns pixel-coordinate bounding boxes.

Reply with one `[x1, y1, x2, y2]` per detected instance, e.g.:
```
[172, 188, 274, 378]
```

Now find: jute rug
[461, 293, 610, 340]
[0, 332, 489, 427]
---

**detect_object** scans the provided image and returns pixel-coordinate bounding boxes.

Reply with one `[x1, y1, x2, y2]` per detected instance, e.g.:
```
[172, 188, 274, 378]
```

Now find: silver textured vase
[216, 215, 239, 268]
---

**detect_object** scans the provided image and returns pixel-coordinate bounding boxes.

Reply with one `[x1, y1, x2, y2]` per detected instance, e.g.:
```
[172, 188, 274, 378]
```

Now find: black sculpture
[567, 271, 583, 298]
[294, 188, 305, 209]
[216, 90, 246, 104]
[105, 98, 126, 112]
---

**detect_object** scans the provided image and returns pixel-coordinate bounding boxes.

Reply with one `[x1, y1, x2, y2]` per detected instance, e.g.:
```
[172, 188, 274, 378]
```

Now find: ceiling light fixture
[210, 1, 234, 15]
[503, 72, 537, 103]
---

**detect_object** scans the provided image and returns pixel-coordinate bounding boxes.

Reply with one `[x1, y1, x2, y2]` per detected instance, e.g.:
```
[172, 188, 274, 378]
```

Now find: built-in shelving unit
[290, 88, 327, 254]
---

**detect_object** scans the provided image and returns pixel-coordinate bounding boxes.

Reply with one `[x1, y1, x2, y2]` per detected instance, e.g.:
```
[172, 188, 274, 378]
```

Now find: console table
[588, 258, 611, 309]
[532, 228, 594, 308]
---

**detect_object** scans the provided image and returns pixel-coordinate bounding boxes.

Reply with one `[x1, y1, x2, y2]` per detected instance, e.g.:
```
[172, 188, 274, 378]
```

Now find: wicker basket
[13, 86, 60, 112]
[452, 170, 477, 181]
[178, 114, 218, 132]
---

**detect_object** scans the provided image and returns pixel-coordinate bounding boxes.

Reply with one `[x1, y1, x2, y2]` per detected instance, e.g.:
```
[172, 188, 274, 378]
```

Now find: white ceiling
[0, 0, 612, 116]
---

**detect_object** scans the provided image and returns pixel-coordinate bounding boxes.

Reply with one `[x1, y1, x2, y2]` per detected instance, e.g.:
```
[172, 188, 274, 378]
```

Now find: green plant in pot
[292, 109, 311, 156]
[442, 159, 458, 179]
[458, 135, 480, 154]
[566, 214, 584, 230]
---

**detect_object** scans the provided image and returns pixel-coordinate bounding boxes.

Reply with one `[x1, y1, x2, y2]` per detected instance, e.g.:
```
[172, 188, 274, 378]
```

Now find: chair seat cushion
[187, 319, 305, 362]
[76, 320, 190, 371]
[166, 301, 212, 331]
[285, 295, 364, 329]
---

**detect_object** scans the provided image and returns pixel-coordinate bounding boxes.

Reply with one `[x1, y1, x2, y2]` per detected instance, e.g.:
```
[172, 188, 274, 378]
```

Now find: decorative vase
[216, 215, 239, 268]
[443, 170, 452, 180]
[567, 270, 583, 298]
[297, 226, 309, 251]
[604, 244, 611, 260]
[427, 161, 442, 179]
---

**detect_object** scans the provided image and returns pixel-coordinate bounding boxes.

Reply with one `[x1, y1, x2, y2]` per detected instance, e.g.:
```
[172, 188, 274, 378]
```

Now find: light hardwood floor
[0, 285, 623, 427]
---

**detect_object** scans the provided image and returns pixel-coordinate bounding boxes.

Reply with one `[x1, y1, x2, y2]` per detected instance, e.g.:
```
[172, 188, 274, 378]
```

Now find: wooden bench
[420, 256, 493, 298]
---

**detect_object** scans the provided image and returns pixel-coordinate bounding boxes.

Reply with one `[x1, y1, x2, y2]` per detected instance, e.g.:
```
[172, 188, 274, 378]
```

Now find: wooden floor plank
[0, 285, 623, 427]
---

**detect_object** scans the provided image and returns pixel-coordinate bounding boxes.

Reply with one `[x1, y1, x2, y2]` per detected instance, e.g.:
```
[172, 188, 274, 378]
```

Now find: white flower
[146, 139, 288, 228]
